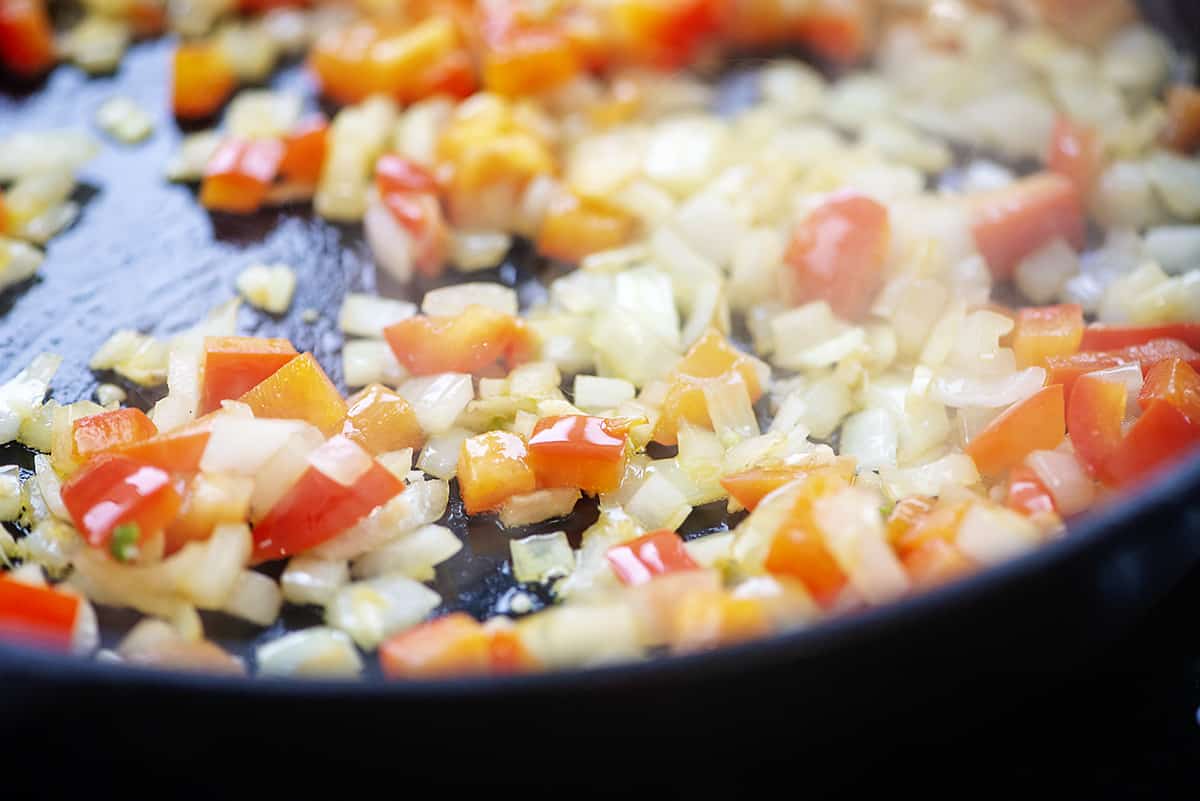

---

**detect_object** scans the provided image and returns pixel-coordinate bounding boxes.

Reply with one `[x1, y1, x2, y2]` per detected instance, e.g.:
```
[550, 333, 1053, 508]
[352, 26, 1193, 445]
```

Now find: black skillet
[1, 1, 1199, 788]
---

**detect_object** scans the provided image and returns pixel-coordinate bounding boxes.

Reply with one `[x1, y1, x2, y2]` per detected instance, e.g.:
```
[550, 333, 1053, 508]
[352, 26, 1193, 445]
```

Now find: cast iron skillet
[1, 1, 1198, 784]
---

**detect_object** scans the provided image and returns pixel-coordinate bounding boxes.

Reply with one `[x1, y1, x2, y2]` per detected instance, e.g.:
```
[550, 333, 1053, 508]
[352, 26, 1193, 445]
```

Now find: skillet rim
[1, 450, 1197, 697]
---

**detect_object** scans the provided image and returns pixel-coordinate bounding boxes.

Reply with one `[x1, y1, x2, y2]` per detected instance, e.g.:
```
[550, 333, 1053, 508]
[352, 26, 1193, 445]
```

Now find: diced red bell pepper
[1011, 303, 1084, 369]
[609, 0, 727, 69]
[901, 538, 972, 589]
[1006, 465, 1057, 518]
[1079, 323, 1200, 353]
[380, 614, 536, 678]
[653, 329, 766, 446]
[526, 415, 628, 496]
[607, 529, 699, 587]
[1047, 116, 1102, 197]
[762, 469, 852, 607]
[72, 408, 158, 461]
[1106, 400, 1200, 488]
[199, 336, 298, 415]
[309, 17, 469, 105]
[721, 461, 857, 513]
[0, 0, 55, 77]
[1163, 84, 1200, 154]
[279, 116, 329, 185]
[60, 453, 183, 547]
[376, 154, 439, 196]
[457, 430, 537, 515]
[200, 138, 285, 214]
[342, 383, 426, 455]
[384, 305, 537, 377]
[1047, 338, 1200, 400]
[884, 495, 937, 546]
[965, 385, 1065, 477]
[238, 352, 348, 437]
[1138, 358, 1200, 424]
[113, 414, 216, 474]
[784, 191, 889, 321]
[969, 172, 1084, 280]
[252, 436, 405, 561]
[381, 191, 450, 277]
[479, 0, 582, 96]
[380, 612, 490, 679]
[792, 0, 874, 64]
[1068, 372, 1128, 484]
[172, 42, 237, 120]
[537, 192, 635, 264]
[0, 575, 80, 652]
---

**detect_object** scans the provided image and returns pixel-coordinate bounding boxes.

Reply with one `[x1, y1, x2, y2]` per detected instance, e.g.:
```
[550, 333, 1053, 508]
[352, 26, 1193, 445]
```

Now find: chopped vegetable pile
[1, 0, 1200, 679]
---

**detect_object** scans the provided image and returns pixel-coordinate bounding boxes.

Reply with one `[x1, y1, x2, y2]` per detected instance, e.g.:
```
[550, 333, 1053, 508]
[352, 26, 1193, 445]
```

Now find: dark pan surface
[2, 14, 1200, 749]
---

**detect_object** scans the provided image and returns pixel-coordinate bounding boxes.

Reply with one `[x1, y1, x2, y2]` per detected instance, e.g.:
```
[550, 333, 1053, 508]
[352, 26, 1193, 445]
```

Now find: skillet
[1, 0, 1199, 783]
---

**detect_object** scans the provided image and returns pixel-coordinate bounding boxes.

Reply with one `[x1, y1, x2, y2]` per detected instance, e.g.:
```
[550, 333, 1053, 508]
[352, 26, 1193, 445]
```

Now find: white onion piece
[399, 373, 473, 434]
[416, 427, 471, 480]
[351, 524, 461, 582]
[1026, 450, 1095, 517]
[625, 472, 692, 532]
[932, 367, 1046, 408]
[342, 339, 406, 388]
[220, 570, 283, 626]
[840, 409, 898, 472]
[325, 574, 441, 650]
[256, 628, 363, 678]
[422, 282, 518, 317]
[1144, 226, 1200, 275]
[510, 531, 575, 584]
[0, 465, 21, 522]
[201, 417, 318, 475]
[1014, 238, 1079, 304]
[516, 603, 641, 668]
[499, 489, 581, 528]
[281, 556, 349, 607]
[573, 375, 636, 412]
[814, 487, 909, 605]
[956, 504, 1040, 566]
[308, 435, 373, 487]
[702, 374, 759, 446]
[364, 197, 414, 283]
[879, 453, 980, 500]
[451, 230, 512, 271]
[681, 533, 734, 573]
[338, 293, 416, 338]
[33, 454, 69, 521]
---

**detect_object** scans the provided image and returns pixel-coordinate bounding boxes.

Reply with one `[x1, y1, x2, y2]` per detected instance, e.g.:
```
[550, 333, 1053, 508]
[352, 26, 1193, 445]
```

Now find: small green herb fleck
[879, 503, 894, 521]
[110, 522, 141, 562]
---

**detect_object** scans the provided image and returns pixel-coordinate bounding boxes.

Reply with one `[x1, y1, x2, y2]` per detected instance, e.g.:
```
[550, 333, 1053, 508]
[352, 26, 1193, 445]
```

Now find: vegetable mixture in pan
[1, 0, 1199, 678]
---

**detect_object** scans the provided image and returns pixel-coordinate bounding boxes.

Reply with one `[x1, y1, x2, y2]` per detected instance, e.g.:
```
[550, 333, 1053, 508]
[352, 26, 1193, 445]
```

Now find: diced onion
[1015, 238, 1079, 304]
[879, 452, 980, 500]
[932, 367, 1046, 408]
[351, 524, 461, 582]
[516, 602, 641, 668]
[451, 231, 512, 271]
[224, 90, 302, 140]
[422, 282, 518, 317]
[281, 556, 349, 607]
[573, 375, 636, 412]
[840, 409, 898, 472]
[249, 424, 326, 520]
[364, 197, 414, 282]
[201, 417, 320, 476]
[510, 531, 575, 584]
[702, 374, 759, 447]
[325, 574, 441, 650]
[814, 487, 909, 605]
[416, 427, 471, 480]
[1144, 226, 1200, 276]
[308, 435, 373, 487]
[956, 504, 1039, 566]
[1026, 449, 1095, 517]
[684, 531, 733, 568]
[499, 489, 581, 528]
[399, 373, 473, 434]
[339, 293, 416, 338]
[235, 263, 296, 314]
[0, 465, 21, 522]
[625, 471, 692, 532]
[256, 627, 363, 678]
[96, 96, 153, 144]
[342, 339, 407, 388]
[220, 570, 283, 626]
